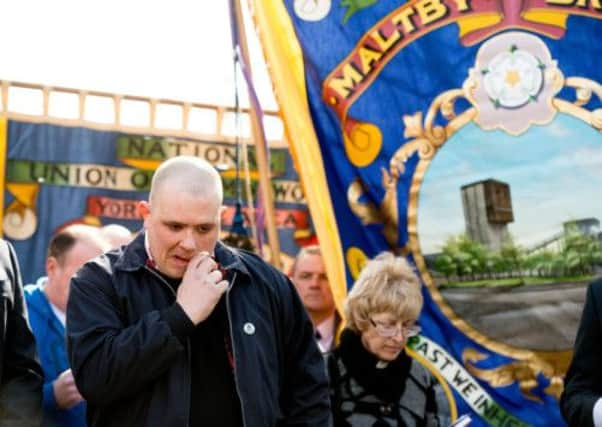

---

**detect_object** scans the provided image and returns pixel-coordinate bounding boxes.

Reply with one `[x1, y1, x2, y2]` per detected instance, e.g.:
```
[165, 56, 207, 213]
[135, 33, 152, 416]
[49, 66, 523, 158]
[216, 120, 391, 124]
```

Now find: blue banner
[3, 120, 312, 284]
[271, 1, 602, 425]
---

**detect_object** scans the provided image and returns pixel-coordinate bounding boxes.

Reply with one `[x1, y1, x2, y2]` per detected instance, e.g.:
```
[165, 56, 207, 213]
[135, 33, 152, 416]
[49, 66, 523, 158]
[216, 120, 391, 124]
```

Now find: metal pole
[231, 0, 282, 269]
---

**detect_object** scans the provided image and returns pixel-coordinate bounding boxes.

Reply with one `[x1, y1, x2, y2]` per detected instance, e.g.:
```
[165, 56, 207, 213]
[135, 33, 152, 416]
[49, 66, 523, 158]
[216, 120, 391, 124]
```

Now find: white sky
[0, 0, 277, 110]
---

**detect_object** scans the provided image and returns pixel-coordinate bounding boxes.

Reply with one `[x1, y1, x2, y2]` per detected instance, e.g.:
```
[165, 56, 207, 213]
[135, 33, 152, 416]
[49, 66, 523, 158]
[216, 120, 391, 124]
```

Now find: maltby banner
[0, 119, 312, 284]
[252, 1, 602, 425]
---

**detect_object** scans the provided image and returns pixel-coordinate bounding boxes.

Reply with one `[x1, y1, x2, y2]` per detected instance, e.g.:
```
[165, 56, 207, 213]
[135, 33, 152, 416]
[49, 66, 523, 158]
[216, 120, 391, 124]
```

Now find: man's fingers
[191, 252, 217, 272]
[191, 251, 212, 268]
[205, 269, 223, 284]
[183, 252, 216, 280]
[214, 280, 229, 293]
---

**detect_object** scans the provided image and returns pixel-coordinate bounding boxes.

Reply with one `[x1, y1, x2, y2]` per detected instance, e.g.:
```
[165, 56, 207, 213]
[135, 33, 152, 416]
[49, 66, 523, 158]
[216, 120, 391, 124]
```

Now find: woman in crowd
[328, 252, 451, 426]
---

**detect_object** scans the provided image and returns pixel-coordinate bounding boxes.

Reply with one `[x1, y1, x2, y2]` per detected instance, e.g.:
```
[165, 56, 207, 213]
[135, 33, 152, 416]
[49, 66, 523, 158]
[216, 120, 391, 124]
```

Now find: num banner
[1, 120, 312, 284]
[255, 1, 602, 425]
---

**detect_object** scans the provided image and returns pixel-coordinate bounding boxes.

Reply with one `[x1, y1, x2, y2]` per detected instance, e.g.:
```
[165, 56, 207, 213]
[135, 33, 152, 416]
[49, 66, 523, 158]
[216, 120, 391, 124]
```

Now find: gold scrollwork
[345, 246, 368, 280]
[592, 109, 602, 130]
[564, 77, 602, 108]
[346, 166, 400, 250]
[554, 77, 602, 131]
[392, 89, 469, 172]
[343, 119, 383, 167]
[462, 348, 565, 402]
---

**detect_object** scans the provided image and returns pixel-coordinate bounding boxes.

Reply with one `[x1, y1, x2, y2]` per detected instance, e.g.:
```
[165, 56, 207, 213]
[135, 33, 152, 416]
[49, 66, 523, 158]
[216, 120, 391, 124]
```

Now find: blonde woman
[328, 252, 450, 426]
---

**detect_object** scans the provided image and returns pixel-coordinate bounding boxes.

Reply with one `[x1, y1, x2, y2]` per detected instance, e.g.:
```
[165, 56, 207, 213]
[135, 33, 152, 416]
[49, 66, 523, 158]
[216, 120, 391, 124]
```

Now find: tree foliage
[433, 227, 602, 284]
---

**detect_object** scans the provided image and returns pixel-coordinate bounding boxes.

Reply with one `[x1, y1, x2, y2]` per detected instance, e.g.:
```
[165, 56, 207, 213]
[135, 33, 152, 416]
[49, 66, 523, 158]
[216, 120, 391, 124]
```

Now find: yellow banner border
[248, 0, 348, 319]
[0, 116, 7, 236]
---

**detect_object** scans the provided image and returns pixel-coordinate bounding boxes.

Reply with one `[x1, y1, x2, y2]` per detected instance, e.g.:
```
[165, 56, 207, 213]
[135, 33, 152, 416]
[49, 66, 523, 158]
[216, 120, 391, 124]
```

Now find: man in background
[25, 225, 109, 427]
[0, 238, 43, 426]
[291, 245, 340, 354]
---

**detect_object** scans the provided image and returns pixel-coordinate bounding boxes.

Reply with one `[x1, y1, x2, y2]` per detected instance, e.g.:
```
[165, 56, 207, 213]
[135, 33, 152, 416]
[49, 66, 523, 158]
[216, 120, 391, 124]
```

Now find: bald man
[99, 224, 133, 249]
[66, 156, 330, 427]
[25, 225, 109, 427]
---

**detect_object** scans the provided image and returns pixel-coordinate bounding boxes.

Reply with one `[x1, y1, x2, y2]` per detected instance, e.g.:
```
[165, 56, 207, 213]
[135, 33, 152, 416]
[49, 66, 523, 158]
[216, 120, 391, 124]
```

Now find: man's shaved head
[139, 156, 224, 278]
[149, 156, 223, 206]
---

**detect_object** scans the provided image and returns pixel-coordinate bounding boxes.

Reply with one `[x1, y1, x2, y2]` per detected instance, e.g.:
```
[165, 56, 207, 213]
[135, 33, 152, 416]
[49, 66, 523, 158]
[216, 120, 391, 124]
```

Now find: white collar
[315, 314, 336, 353]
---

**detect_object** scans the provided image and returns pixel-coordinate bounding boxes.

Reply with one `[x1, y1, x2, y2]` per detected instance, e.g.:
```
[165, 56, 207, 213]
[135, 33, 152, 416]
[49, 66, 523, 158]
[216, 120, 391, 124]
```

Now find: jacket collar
[114, 231, 250, 278]
[26, 279, 65, 335]
[214, 241, 250, 277]
[113, 232, 148, 272]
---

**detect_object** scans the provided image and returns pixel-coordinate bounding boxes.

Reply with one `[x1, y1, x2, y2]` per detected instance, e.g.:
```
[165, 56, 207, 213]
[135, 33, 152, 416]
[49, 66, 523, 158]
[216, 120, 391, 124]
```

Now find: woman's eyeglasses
[369, 318, 421, 338]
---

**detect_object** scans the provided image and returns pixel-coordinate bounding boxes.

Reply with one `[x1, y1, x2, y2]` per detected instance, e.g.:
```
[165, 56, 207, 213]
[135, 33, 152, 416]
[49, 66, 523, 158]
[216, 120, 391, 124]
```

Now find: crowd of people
[0, 155, 597, 426]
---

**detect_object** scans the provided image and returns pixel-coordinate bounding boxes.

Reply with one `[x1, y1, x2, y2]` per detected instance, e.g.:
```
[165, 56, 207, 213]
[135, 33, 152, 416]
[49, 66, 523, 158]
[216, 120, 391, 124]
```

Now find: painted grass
[439, 275, 595, 289]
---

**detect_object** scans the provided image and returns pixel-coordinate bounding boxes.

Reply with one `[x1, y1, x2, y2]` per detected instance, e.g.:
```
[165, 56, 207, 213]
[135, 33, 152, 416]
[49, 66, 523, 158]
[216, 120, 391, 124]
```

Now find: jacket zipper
[225, 272, 248, 427]
[144, 265, 192, 427]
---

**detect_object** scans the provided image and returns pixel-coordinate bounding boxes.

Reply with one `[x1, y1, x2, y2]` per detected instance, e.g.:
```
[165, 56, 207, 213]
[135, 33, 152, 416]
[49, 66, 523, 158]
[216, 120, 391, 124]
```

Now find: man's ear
[46, 256, 59, 278]
[138, 201, 151, 221]
[217, 205, 227, 224]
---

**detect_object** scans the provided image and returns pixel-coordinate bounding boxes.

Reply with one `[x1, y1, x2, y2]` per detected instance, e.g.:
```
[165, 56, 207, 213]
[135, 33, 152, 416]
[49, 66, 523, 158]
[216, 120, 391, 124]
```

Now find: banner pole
[231, 0, 282, 269]
[0, 81, 8, 236]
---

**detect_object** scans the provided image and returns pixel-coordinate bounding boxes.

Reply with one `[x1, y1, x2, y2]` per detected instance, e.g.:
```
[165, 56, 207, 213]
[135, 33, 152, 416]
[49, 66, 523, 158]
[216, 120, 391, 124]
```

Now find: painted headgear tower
[461, 179, 514, 251]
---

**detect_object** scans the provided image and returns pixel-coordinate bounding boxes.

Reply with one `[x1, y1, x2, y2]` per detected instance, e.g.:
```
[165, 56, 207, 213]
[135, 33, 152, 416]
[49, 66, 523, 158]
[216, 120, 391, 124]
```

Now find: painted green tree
[433, 227, 601, 286]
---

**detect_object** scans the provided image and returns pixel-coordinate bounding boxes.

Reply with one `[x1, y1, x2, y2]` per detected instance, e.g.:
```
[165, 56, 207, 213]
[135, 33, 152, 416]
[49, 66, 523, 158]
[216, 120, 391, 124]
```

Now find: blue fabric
[5, 121, 311, 285]
[279, 1, 602, 424]
[24, 279, 86, 427]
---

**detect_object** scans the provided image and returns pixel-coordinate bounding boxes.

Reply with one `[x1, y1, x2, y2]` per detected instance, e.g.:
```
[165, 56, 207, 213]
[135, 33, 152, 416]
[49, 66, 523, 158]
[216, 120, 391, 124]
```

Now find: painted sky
[418, 113, 602, 254]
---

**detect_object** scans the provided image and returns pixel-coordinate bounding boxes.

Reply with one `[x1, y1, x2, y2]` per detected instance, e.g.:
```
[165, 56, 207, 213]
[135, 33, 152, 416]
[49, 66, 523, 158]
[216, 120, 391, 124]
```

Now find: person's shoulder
[0, 239, 10, 252]
[73, 252, 119, 286]
[228, 246, 268, 266]
[23, 281, 51, 319]
[0, 239, 15, 264]
[326, 348, 344, 372]
[23, 279, 45, 298]
[587, 278, 602, 301]
[408, 355, 440, 389]
[227, 246, 285, 280]
[325, 350, 345, 387]
[225, 247, 295, 298]
[590, 278, 602, 290]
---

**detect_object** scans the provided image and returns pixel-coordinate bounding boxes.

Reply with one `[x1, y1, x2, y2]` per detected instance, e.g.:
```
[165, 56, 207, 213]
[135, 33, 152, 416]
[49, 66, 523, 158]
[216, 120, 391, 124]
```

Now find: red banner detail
[221, 206, 309, 229]
[87, 196, 142, 220]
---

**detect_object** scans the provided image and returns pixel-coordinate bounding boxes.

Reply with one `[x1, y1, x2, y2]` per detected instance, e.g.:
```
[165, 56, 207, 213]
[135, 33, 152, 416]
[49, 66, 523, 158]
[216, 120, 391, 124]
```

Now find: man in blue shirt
[25, 225, 108, 427]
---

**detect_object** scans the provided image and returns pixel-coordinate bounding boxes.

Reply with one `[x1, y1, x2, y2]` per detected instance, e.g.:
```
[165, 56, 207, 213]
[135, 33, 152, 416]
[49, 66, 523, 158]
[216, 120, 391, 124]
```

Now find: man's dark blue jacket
[66, 232, 330, 427]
